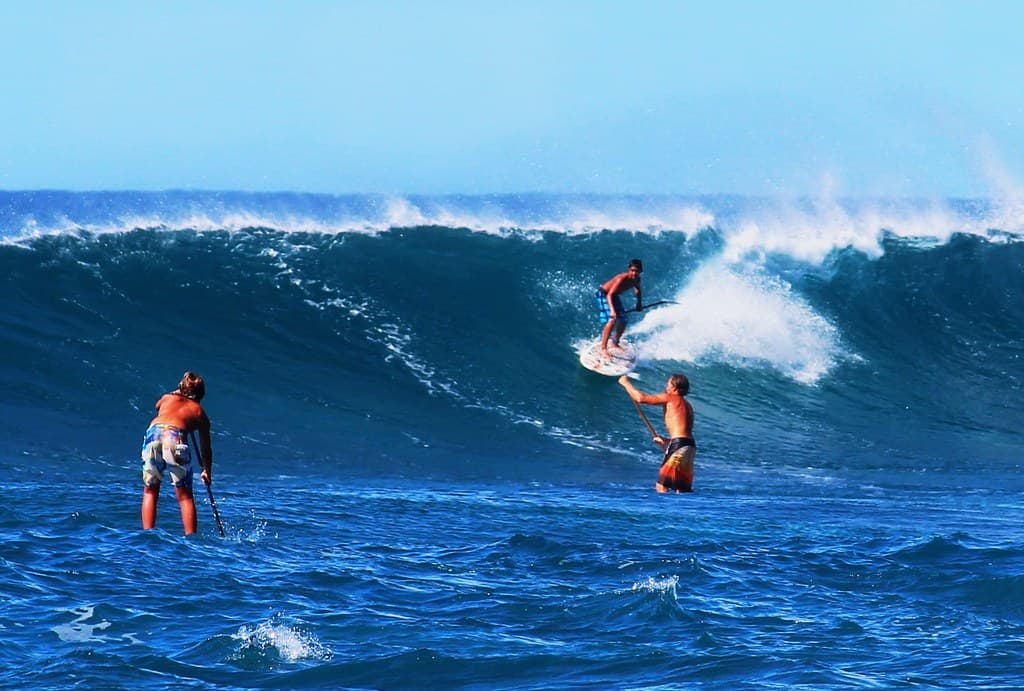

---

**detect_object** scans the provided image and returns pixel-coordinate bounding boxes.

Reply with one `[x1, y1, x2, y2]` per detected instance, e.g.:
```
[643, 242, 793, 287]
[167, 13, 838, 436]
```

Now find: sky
[1, 1, 1022, 197]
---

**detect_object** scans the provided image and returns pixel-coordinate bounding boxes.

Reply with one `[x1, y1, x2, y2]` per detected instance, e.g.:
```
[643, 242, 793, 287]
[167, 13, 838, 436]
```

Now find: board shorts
[595, 289, 627, 325]
[141, 423, 194, 488]
[657, 437, 696, 492]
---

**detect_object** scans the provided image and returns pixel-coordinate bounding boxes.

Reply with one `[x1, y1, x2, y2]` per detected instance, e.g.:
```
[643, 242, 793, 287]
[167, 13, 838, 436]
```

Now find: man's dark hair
[669, 373, 689, 396]
[177, 371, 206, 402]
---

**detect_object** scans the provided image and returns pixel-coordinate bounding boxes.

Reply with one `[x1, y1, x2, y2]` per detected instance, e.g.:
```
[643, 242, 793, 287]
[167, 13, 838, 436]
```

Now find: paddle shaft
[631, 399, 659, 439]
[623, 299, 676, 314]
[190, 431, 225, 537]
[205, 483, 226, 538]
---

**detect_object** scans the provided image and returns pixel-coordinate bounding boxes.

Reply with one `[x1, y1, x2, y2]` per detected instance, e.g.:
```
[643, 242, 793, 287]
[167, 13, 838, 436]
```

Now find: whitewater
[1, 191, 1022, 689]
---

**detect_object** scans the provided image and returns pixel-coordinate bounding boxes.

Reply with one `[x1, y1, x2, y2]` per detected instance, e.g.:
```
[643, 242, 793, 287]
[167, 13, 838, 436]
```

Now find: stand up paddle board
[579, 339, 638, 376]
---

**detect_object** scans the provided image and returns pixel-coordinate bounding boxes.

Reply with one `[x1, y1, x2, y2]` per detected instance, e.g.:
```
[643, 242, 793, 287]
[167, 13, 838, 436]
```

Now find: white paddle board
[579, 339, 638, 376]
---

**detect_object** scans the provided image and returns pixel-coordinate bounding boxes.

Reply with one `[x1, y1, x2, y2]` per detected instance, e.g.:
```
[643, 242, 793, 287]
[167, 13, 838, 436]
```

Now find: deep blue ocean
[1, 191, 1022, 689]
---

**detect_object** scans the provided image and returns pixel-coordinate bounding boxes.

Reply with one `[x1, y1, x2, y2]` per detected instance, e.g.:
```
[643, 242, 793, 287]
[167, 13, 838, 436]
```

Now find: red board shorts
[658, 437, 696, 492]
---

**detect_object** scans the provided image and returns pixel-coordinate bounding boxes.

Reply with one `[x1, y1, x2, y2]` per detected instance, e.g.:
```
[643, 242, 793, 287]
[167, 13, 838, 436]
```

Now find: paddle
[623, 299, 677, 314]
[190, 431, 225, 537]
[631, 399, 659, 439]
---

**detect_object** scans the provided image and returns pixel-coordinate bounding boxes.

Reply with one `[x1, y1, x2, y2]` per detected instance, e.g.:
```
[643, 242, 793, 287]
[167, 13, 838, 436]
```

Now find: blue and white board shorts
[595, 289, 627, 325]
[141, 424, 194, 488]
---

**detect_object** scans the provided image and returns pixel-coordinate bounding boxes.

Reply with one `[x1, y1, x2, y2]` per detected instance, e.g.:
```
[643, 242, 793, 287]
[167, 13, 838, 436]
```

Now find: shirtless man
[595, 259, 643, 357]
[140, 371, 214, 534]
[618, 373, 696, 493]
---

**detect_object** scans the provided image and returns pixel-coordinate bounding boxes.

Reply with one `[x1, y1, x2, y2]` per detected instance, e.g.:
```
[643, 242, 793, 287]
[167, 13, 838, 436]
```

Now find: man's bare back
[151, 393, 208, 435]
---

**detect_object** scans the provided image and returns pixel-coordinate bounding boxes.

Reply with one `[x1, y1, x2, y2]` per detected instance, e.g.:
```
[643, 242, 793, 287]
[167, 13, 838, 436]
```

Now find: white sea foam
[379, 196, 520, 234]
[631, 575, 679, 594]
[3, 192, 1022, 248]
[51, 605, 112, 643]
[231, 619, 331, 662]
[531, 202, 714, 236]
[632, 260, 848, 385]
[718, 198, 963, 263]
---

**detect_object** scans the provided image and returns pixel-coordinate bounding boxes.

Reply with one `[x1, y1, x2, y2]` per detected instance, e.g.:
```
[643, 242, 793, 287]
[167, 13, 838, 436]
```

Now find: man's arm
[620, 377, 668, 447]
[634, 280, 643, 310]
[618, 375, 668, 404]
[198, 414, 213, 484]
[618, 375, 641, 401]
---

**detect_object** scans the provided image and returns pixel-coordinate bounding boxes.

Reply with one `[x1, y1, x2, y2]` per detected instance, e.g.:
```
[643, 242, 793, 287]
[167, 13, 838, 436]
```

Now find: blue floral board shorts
[595, 289, 627, 325]
[141, 423, 194, 488]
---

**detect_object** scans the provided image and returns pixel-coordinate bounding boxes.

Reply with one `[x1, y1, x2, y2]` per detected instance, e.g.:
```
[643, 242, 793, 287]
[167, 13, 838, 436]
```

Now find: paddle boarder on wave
[596, 258, 643, 358]
[140, 371, 214, 535]
[618, 373, 696, 493]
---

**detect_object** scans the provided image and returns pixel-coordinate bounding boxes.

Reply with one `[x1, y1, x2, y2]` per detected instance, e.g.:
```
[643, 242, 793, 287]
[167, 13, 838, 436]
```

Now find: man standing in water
[596, 258, 643, 357]
[140, 371, 214, 534]
[618, 373, 696, 493]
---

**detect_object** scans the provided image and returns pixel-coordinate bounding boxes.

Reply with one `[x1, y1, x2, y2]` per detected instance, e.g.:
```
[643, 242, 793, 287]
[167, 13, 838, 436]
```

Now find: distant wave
[2, 191, 1022, 254]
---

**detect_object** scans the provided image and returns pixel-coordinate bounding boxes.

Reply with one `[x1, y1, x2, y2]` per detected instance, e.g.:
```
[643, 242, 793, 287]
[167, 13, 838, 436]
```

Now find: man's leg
[142, 484, 160, 529]
[600, 319, 616, 355]
[612, 321, 626, 346]
[175, 486, 198, 535]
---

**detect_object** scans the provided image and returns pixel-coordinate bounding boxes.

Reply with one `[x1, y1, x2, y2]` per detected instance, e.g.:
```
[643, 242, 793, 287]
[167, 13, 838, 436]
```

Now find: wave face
[1, 191, 1022, 484]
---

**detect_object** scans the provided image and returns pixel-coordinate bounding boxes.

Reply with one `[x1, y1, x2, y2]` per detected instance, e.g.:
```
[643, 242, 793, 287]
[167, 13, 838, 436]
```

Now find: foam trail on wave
[632, 260, 847, 384]
[380, 197, 517, 233]
[717, 188, 1024, 266]
[719, 198, 962, 264]
[2, 212, 384, 244]
[5, 192, 1022, 252]
[0, 193, 718, 242]
[379, 196, 714, 235]
[537, 201, 713, 235]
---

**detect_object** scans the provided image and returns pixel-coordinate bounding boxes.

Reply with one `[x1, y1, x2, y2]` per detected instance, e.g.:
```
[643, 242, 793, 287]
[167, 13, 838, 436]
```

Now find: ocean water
[1, 191, 1022, 689]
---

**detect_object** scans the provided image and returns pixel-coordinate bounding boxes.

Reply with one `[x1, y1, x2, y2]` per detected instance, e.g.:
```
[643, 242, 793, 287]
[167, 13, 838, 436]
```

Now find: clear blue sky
[1, 1, 1021, 196]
